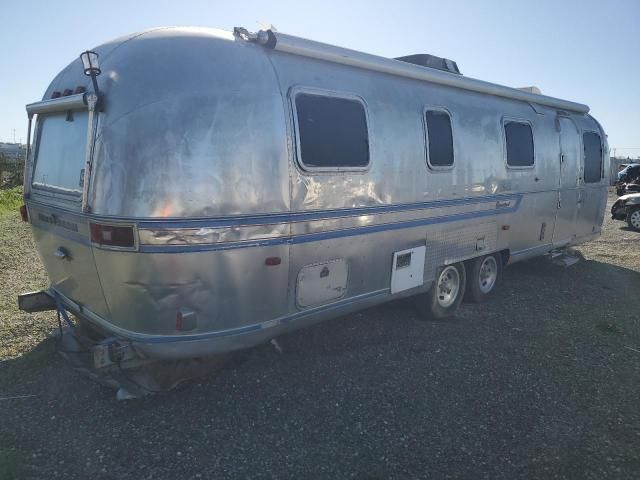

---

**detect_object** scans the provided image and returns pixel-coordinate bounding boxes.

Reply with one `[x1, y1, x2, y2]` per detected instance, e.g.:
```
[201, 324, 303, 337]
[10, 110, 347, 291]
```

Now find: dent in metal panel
[139, 223, 289, 245]
[93, 245, 290, 335]
[86, 30, 289, 218]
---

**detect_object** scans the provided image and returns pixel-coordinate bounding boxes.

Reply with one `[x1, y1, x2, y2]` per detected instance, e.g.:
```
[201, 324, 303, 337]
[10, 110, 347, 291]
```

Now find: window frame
[423, 106, 455, 171]
[502, 117, 536, 170]
[290, 86, 371, 174]
[581, 130, 604, 184]
[30, 111, 91, 199]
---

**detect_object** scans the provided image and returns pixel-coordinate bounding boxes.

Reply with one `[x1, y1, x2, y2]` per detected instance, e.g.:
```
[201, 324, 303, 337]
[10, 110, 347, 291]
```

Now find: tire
[464, 254, 502, 303]
[626, 206, 640, 231]
[417, 262, 466, 320]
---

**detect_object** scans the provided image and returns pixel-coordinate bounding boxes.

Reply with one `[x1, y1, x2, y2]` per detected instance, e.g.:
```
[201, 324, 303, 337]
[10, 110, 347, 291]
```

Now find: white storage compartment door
[390, 246, 426, 294]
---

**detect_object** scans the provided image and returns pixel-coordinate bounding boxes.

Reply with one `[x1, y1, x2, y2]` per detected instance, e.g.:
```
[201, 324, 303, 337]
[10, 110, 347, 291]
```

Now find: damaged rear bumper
[18, 288, 143, 369]
[18, 288, 294, 362]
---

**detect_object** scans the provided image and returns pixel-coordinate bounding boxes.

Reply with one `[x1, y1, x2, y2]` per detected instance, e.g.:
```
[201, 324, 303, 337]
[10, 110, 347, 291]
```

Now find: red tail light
[90, 222, 135, 248]
[265, 256, 282, 266]
[19, 205, 29, 222]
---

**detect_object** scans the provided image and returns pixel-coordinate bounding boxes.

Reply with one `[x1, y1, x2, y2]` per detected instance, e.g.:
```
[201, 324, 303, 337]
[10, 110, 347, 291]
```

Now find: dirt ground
[1, 190, 639, 479]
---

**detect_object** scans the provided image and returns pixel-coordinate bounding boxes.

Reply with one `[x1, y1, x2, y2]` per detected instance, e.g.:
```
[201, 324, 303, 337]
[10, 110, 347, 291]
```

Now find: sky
[1, 0, 638, 156]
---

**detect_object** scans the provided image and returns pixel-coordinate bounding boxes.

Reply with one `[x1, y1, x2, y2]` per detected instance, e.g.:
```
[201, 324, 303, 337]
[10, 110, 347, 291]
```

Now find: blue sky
[1, 0, 638, 156]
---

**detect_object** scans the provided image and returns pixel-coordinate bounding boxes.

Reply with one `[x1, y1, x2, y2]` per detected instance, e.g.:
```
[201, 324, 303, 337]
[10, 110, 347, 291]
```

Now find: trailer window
[32, 111, 89, 193]
[583, 132, 603, 183]
[504, 121, 534, 167]
[294, 93, 369, 170]
[425, 110, 454, 168]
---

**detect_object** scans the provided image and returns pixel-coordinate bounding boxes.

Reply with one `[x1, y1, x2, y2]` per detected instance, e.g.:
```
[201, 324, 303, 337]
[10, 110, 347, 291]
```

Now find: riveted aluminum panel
[92, 244, 290, 335]
[424, 221, 498, 281]
[28, 204, 110, 318]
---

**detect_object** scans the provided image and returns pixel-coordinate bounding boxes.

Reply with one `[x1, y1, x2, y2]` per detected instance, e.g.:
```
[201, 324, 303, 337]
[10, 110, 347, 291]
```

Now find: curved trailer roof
[235, 28, 590, 114]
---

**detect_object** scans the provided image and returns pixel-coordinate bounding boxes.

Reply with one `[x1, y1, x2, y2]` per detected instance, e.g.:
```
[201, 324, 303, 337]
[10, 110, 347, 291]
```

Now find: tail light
[90, 222, 135, 248]
[19, 205, 29, 222]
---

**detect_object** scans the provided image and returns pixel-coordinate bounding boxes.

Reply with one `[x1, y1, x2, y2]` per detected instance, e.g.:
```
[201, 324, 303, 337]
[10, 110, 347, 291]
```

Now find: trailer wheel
[465, 254, 501, 303]
[626, 206, 640, 231]
[418, 263, 466, 320]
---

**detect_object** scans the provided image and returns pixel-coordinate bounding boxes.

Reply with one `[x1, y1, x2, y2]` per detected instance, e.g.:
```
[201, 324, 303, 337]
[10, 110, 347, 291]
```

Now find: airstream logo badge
[38, 213, 79, 232]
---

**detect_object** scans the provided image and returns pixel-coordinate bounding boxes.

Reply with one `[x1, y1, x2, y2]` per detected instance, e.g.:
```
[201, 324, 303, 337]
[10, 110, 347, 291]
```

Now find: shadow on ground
[1, 257, 639, 479]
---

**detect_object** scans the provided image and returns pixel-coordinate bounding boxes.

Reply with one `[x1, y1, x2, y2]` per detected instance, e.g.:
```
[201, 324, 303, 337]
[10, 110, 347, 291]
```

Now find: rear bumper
[48, 289, 261, 360]
[39, 287, 389, 361]
[18, 288, 286, 361]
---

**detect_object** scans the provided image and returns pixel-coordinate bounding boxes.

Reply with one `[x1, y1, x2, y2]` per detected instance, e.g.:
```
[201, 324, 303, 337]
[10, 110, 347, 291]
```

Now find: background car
[611, 192, 640, 231]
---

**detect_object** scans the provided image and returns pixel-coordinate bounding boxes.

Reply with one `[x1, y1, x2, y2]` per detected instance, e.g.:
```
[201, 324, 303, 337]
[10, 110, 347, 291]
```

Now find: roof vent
[394, 54, 461, 75]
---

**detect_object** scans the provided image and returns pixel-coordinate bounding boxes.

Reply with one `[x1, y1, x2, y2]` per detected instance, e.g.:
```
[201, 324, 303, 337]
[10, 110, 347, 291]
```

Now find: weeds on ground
[0, 187, 23, 215]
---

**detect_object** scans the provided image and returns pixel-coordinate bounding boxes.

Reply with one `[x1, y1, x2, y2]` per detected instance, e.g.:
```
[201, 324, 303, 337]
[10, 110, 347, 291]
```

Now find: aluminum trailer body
[20, 27, 609, 363]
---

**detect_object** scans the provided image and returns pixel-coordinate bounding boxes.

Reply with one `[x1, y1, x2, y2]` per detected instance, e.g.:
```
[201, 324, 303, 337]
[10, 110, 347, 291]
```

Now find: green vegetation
[0, 187, 23, 215]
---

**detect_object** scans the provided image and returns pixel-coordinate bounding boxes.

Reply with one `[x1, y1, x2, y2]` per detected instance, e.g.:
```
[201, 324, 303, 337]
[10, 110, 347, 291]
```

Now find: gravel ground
[1, 190, 639, 479]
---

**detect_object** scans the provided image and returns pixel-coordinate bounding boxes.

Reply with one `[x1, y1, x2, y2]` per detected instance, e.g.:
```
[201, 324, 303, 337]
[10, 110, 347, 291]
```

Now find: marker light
[265, 257, 282, 266]
[90, 223, 135, 248]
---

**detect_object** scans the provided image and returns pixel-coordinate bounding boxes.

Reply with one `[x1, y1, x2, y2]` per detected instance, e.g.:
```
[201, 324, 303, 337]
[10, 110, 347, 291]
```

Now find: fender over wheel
[417, 262, 466, 320]
[465, 253, 502, 303]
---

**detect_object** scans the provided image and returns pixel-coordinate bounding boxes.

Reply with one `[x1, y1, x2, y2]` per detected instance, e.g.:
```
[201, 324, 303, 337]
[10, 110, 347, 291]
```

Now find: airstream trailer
[19, 26, 608, 369]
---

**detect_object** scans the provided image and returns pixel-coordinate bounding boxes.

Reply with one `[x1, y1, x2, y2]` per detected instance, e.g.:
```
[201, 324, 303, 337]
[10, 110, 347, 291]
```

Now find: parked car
[615, 182, 640, 197]
[611, 193, 640, 231]
[617, 164, 640, 182]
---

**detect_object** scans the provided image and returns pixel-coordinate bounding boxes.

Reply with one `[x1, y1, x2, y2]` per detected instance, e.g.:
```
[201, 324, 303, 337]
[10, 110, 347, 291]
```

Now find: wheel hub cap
[631, 210, 640, 229]
[478, 256, 498, 294]
[437, 266, 460, 308]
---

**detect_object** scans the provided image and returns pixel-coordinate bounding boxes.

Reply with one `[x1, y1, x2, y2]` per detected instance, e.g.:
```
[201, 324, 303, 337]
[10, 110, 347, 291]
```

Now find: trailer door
[552, 117, 580, 246]
[575, 131, 606, 239]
